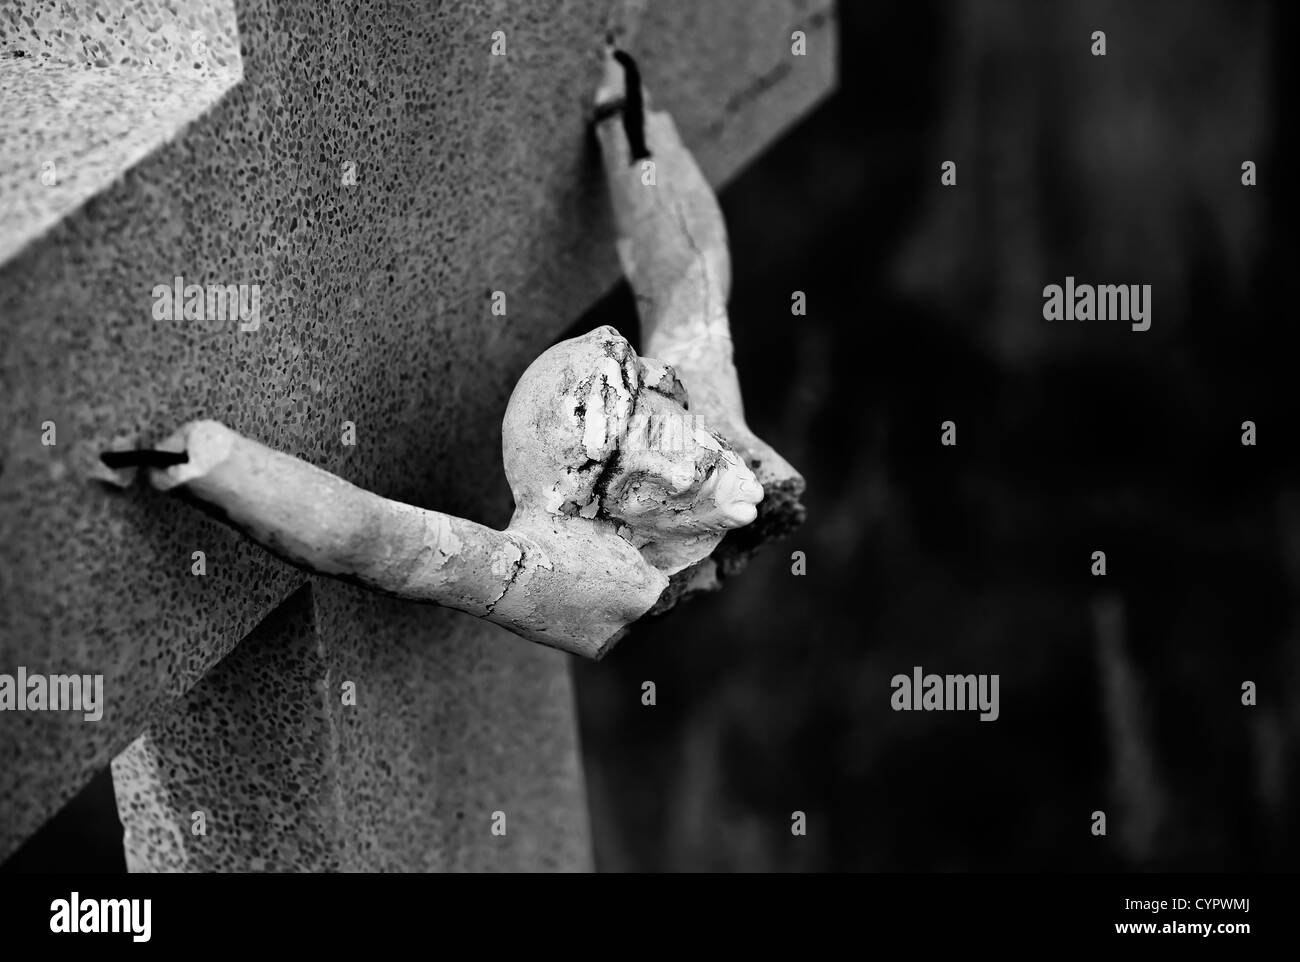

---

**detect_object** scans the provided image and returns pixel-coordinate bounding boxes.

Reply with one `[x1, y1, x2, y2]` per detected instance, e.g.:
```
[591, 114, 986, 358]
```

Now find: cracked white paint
[489, 542, 524, 579]
[428, 511, 462, 569]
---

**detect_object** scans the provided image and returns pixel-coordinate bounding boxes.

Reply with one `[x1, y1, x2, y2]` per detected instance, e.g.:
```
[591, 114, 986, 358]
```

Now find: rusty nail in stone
[100, 448, 190, 470]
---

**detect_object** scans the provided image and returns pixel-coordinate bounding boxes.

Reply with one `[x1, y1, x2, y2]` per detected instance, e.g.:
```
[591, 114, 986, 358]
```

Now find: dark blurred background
[6, 0, 1297, 873]
[571, 0, 1299, 872]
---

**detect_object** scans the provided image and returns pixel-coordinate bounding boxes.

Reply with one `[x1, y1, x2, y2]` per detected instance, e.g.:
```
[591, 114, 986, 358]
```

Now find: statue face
[503, 326, 761, 554]
[598, 387, 762, 535]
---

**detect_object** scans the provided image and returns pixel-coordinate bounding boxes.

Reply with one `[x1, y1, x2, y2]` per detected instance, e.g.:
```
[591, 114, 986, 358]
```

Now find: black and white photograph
[0, 0, 1292, 945]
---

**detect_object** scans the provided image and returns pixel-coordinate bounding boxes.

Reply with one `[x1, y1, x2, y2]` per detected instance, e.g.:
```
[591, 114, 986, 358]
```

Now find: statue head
[502, 327, 761, 570]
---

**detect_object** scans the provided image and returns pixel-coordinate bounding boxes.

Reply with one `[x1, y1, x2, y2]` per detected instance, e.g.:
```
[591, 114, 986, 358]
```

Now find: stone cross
[0, 0, 835, 870]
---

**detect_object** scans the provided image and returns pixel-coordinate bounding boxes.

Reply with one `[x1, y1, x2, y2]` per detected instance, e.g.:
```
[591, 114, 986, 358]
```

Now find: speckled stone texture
[111, 585, 338, 872]
[0, 0, 836, 869]
[0, 1, 242, 264]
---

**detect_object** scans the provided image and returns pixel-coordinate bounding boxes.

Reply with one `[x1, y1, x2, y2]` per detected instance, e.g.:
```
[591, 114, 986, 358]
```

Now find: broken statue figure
[113, 49, 806, 658]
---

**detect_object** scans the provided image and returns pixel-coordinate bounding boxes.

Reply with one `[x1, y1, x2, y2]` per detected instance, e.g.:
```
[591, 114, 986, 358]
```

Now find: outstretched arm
[134, 417, 667, 658]
[148, 420, 526, 611]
